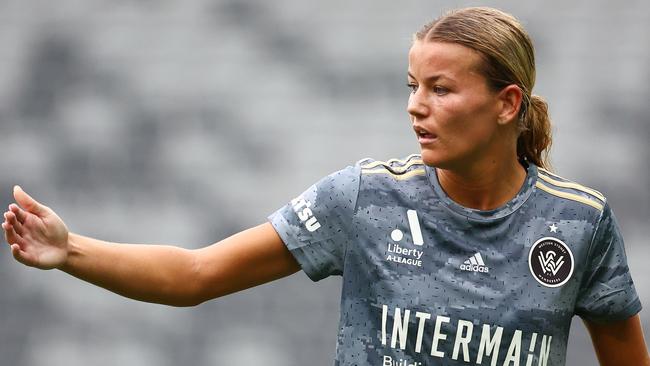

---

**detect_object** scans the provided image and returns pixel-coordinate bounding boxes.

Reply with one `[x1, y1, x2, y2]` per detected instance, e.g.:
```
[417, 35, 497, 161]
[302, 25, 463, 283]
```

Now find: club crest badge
[528, 237, 574, 288]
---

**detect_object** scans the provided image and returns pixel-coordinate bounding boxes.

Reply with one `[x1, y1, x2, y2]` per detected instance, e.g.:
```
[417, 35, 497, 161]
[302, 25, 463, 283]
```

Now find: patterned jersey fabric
[269, 155, 641, 366]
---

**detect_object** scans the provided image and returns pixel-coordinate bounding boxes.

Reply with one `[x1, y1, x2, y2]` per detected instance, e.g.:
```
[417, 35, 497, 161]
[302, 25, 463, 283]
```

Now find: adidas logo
[459, 253, 490, 273]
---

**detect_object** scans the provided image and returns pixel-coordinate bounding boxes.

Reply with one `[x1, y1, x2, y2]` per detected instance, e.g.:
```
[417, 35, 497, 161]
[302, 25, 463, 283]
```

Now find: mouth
[413, 125, 438, 145]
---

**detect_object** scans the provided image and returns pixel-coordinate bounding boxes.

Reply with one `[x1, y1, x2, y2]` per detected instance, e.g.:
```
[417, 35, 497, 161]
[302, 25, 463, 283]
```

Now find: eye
[406, 83, 418, 94]
[433, 86, 449, 96]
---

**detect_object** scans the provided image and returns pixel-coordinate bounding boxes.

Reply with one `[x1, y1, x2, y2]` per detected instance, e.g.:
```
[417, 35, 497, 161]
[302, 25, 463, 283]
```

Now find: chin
[419, 149, 445, 167]
[419, 149, 462, 170]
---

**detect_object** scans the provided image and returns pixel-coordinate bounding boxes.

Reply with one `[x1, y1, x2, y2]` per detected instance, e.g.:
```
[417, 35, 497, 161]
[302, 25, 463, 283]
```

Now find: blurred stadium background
[0, 0, 648, 365]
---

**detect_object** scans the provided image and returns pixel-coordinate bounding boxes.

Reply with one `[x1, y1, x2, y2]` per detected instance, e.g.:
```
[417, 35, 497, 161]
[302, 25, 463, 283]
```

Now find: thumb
[13, 185, 48, 217]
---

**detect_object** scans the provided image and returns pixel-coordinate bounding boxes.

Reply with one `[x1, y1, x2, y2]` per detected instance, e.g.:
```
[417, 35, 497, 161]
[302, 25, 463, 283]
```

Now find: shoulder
[357, 154, 427, 182]
[309, 155, 426, 210]
[534, 167, 607, 213]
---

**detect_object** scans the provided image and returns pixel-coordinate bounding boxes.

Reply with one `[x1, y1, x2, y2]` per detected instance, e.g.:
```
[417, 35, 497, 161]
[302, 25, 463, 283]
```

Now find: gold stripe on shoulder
[537, 168, 563, 180]
[360, 154, 421, 170]
[361, 159, 423, 174]
[537, 170, 605, 202]
[535, 181, 604, 211]
[361, 168, 426, 181]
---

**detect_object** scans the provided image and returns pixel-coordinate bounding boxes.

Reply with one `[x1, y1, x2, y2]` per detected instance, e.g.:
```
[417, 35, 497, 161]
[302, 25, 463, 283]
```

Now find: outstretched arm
[584, 314, 650, 366]
[3, 186, 300, 307]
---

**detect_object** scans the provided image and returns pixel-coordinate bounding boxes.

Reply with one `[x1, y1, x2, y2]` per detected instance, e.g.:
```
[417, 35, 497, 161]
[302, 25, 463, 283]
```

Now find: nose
[407, 90, 429, 122]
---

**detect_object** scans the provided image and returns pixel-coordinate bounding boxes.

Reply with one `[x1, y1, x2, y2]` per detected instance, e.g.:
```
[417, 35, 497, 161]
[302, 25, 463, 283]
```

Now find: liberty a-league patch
[528, 237, 574, 288]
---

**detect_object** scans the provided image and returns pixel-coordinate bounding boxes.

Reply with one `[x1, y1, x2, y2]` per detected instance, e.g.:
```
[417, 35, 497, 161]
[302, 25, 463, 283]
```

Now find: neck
[436, 156, 527, 211]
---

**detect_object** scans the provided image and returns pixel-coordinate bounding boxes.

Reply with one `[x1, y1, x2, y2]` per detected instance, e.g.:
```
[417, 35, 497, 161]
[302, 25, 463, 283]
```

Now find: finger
[4, 211, 24, 235]
[3, 221, 22, 245]
[11, 244, 35, 266]
[8, 203, 27, 224]
[3, 221, 11, 244]
[13, 185, 48, 217]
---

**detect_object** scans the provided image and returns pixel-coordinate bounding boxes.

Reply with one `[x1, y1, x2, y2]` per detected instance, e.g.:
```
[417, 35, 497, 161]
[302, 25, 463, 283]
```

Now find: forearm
[5, 189, 299, 307]
[61, 233, 202, 307]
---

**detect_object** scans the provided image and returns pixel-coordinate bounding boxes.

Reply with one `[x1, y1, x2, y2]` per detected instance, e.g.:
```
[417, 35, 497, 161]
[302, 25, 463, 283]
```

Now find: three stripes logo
[459, 252, 489, 273]
[529, 237, 574, 288]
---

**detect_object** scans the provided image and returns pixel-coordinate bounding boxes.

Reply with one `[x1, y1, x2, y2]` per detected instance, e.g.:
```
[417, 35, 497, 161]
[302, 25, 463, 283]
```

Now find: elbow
[151, 286, 205, 308]
[168, 297, 204, 308]
[161, 287, 213, 308]
[180, 285, 222, 307]
[171, 249, 224, 307]
[169, 287, 223, 308]
[184, 278, 229, 307]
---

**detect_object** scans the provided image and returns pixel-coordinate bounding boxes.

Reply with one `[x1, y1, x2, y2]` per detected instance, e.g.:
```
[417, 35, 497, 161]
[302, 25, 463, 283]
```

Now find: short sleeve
[268, 163, 361, 281]
[574, 203, 642, 323]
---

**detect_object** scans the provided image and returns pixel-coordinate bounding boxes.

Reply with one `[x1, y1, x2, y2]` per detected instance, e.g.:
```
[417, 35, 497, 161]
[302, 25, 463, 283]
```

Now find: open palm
[3, 186, 69, 269]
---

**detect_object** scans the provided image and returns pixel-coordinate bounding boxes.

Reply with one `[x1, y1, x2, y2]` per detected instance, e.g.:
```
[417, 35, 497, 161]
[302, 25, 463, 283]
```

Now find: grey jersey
[269, 155, 641, 366]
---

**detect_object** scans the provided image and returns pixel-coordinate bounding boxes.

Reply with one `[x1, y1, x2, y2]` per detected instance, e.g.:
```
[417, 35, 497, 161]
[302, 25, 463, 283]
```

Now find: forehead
[408, 41, 483, 79]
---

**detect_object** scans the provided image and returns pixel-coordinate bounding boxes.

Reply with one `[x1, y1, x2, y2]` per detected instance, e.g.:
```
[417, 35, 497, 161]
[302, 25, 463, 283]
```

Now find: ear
[496, 84, 523, 125]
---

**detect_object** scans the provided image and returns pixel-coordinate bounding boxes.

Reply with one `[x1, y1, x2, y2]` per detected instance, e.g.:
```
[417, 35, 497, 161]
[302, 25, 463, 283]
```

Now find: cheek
[434, 96, 473, 132]
[437, 95, 497, 144]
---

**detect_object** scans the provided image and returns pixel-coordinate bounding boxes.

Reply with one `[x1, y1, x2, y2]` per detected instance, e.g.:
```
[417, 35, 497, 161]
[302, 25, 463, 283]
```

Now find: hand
[3, 185, 69, 269]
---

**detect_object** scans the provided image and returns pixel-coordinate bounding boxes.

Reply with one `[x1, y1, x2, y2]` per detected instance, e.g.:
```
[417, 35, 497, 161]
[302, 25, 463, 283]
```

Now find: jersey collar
[425, 162, 538, 221]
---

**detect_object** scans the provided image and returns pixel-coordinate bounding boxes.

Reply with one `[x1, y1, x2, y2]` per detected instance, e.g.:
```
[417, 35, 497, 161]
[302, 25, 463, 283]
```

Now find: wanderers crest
[528, 237, 574, 287]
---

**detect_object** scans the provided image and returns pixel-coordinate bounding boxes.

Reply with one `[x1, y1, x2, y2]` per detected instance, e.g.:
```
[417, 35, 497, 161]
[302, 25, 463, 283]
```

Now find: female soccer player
[3, 7, 649, 366]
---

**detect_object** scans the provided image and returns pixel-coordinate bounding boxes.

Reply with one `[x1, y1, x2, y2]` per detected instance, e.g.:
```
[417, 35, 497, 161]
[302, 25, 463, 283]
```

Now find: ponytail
[517, 94, 552, 169]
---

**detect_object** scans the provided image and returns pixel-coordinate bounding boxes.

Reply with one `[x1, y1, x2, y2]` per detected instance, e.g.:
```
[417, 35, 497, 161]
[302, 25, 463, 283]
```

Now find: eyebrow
[407, 72, 452, 83]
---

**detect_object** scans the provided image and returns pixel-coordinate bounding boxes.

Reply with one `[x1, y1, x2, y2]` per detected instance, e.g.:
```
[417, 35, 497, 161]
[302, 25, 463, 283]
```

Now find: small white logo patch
[291, 195, 321, 232]
[384, 209, 425, 267]
[529, 237, 574, 287]
[459, 253, 490, 273]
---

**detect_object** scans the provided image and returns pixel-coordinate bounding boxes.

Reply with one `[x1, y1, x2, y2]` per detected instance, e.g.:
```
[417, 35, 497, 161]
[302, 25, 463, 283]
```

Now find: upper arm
[584, 314, 650, 366]
[268, 164, 361, 281]
[575, 203, 641, 322]
[192, 222, 300, 303]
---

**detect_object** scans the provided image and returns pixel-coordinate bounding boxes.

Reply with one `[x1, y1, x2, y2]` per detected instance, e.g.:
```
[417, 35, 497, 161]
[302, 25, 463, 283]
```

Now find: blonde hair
[415, 7, 552, 169]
